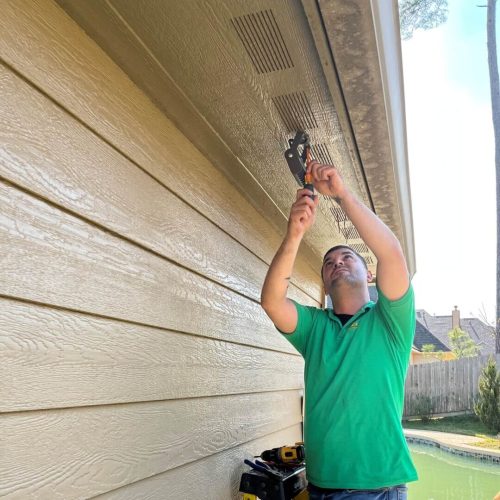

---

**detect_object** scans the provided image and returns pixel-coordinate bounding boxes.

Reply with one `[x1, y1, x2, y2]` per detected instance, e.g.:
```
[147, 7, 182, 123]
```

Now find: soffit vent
[329, 205, 348, 222]
[231, 10, 293, 74]
[350, 243, 369, 254]
[340, 225, 361, 240]
[311, 143, 333, 166]
[272, 92, 318, 132]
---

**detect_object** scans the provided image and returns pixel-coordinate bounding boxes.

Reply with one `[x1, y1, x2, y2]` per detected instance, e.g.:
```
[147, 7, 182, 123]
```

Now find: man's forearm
[261, 234, 302, 310]
[336, 190, 403, 260]
[260, 188, 318, 331]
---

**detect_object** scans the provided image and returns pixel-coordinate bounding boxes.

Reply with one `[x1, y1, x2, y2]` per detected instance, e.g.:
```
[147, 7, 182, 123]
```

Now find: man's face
[322, 248, 370, 292]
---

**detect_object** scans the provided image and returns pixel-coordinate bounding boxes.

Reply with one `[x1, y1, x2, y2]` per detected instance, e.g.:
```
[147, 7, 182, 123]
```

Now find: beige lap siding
[0, 0, 321, 299]
[0, 181, 283, 351]
[0, 0, 318, 498]
[96, 425, 303, 500]
[1, 298, 303, 412]
[0, 62, 312, 306]
[1, 393, 302, 498]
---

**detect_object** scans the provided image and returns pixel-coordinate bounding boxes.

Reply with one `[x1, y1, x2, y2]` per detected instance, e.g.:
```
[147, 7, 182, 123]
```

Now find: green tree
[422, 343, 445, 360]
[422, 343, 436, 352]
[398, 0, 449, 40]
[448, 328, 479, 358]
[474, 356, 500, 432]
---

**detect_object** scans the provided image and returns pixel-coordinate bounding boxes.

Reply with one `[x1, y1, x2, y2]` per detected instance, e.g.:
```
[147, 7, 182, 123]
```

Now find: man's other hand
[308, 160, 347, 200]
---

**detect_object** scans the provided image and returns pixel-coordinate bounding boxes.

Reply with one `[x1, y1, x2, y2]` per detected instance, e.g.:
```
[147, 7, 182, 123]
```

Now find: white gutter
[370, 0, 416, 276]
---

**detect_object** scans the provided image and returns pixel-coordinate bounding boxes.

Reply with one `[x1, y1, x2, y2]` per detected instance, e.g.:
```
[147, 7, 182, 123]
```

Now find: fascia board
[370, 0, 416, 277]
[304, 0, 416, 276]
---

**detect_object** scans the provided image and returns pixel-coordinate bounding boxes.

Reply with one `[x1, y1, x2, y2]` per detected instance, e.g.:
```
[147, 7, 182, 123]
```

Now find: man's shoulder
[293, 300, 323, 312]
[293, 301, 331, 328]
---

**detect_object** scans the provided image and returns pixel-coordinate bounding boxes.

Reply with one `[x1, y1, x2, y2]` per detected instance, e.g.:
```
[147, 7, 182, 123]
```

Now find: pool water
[407, 442, 500, 499]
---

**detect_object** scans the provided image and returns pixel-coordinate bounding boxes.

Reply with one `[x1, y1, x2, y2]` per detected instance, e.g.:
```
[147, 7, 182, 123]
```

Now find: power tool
[257, 443, 305, 466]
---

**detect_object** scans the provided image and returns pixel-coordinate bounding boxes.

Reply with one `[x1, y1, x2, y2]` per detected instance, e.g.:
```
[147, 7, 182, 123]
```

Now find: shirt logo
[349, 322, 359, 329]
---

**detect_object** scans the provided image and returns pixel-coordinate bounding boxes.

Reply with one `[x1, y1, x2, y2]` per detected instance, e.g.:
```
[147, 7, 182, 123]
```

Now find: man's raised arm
[310, 161, 409, 301]
[261, 189, 319, 333]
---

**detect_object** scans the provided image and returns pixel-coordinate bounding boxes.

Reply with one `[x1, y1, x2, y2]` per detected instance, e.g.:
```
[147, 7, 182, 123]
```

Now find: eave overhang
[304, 0, 415, 276]
[57, 0, 415, 276]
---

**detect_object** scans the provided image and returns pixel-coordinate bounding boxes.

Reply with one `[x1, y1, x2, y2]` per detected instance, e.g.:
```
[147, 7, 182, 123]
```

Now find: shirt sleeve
[276, 300, 318, 356]
[374, 282, 416, 353]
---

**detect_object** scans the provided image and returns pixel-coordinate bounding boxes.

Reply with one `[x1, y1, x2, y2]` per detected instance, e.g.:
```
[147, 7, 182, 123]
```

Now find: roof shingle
[416, 310, 495, 355]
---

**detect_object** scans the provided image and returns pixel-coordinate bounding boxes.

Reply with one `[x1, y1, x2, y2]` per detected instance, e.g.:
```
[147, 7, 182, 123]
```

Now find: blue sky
[444, 0, 492, 99]
[401, 0, 496, 322]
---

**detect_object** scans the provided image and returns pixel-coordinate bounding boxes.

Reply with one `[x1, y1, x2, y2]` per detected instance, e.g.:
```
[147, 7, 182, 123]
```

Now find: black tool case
[239, 465, 306, 500]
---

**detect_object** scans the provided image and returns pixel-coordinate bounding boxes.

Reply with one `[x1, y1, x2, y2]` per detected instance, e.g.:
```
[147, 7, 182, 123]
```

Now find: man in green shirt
[261, 160, 417, 499]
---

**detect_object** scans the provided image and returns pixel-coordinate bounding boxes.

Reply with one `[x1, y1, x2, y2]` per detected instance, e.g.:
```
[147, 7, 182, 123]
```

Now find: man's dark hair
[322, 245, 368, 271]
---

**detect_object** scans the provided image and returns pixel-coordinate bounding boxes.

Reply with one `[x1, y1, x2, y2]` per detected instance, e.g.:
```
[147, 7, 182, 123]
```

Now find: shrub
[413, 394, 433, 423]
[474, 357, 500, 433]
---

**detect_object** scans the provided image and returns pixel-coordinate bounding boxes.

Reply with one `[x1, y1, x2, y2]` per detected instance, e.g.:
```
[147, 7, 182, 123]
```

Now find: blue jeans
[307, 484, 407, 500]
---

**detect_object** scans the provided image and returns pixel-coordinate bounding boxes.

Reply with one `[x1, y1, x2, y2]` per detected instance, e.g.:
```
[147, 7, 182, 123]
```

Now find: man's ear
[366, 270, 373, 283]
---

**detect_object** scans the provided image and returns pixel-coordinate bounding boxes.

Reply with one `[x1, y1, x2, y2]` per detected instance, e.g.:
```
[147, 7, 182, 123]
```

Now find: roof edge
[369, 0, 416, 276]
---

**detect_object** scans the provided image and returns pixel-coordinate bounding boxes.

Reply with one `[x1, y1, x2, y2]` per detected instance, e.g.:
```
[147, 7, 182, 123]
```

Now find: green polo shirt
[282, 284, 417, 489]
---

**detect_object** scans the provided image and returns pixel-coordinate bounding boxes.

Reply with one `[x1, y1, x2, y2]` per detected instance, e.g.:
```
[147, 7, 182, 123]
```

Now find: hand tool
[284, 130, 314, 198]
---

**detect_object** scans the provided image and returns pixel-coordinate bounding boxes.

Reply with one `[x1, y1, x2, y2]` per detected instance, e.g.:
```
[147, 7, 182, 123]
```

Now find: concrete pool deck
[404, 428, 500, 463]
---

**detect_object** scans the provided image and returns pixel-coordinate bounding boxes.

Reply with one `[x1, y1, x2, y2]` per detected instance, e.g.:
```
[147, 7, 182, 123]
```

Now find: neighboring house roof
[461, 317, 496, 355]
[413, 320, 450, 352]
[416, 309, 495, 356]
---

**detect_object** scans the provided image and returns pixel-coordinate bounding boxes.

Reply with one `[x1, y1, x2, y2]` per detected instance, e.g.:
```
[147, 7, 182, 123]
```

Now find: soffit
[58, 0, 411, 274]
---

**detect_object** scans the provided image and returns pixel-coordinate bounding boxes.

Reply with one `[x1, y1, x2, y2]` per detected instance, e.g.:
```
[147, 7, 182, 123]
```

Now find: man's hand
[287, 188, 319, 239]
[308, 160, 347, 200]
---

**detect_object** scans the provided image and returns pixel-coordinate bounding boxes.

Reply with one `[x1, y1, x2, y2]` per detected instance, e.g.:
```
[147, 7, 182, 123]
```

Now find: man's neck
[330, 287, 370, 315]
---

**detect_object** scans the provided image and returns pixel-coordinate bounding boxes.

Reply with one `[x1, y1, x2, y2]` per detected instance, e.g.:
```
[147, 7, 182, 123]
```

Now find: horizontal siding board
[96, 424, 303, 500]
[0, 63, 314, 308]
[0, 391, 302, 498]
[0, 181, 297, 355]
[1, 298, 303, 412]
[0, 0, 322, 303]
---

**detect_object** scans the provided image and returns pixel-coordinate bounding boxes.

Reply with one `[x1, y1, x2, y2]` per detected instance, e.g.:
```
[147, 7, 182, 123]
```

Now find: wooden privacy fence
[403, 354, 500, 418]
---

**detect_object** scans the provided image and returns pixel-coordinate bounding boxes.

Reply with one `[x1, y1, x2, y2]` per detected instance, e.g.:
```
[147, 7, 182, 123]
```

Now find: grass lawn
[403, 414, 500, 450]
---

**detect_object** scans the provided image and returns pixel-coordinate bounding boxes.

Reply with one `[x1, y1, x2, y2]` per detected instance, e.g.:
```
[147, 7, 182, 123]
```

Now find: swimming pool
[407, 442, 500, 499]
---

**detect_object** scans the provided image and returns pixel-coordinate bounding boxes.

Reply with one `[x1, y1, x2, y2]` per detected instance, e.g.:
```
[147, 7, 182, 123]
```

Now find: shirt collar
[326, 301, 375, 321]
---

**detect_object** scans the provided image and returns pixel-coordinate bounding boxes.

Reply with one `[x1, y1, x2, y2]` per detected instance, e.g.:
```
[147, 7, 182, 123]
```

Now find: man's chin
[328, 276, 359, 291]
[331, 273, 350, 284]
[326, 278, 346, 293]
